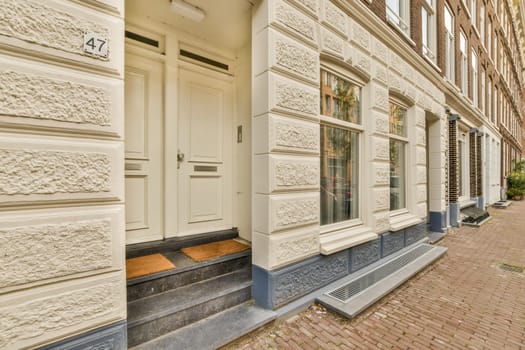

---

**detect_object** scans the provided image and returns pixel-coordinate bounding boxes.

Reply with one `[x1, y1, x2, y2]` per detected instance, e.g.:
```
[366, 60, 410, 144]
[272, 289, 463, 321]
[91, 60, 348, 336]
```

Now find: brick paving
[223, 201, 525, 349]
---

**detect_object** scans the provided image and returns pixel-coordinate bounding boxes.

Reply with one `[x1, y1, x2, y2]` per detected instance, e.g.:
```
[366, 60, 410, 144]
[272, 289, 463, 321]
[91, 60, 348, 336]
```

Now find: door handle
[177, 149, 184, 169]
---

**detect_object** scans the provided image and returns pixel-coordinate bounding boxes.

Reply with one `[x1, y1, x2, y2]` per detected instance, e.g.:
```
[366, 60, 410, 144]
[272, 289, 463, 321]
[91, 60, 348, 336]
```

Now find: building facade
[0, 0, 523, 349]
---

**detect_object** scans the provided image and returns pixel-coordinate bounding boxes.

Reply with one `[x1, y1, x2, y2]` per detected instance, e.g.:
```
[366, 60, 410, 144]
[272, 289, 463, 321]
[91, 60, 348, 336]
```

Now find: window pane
[320, 125, 359, 225]
[421, 9, 428, 47]
[389, 139, 406, 210]
[389, 103, 407, 137]
[444, 6, 453, 32]
[320, 70, 361, 124]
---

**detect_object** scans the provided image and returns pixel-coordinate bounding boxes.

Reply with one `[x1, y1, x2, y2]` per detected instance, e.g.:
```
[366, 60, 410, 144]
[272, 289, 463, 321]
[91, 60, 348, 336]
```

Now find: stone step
[127, 269, 252, 347]
[127, 250, 251, 302]
[130, 302, 277, 350]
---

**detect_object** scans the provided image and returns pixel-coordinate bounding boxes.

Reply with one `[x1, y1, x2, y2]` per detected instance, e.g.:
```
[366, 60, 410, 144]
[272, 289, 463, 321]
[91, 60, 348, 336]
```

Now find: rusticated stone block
[273, 157, 319, 191]
[351, 21, 370, 52]
[0, 149, 110, 195]
[320, 27, 344, 57]
[274, 0, 317, 45]
[321, 0, 346, 37]
[0, 220, 112, 288]
[0, 70, 111, 126]
[381, 231, 405, 257]
[272, 31, 319, 84]
[405, 223, 427, 245]
[272, 74, 319, 117]
[0, 0, 109, 60]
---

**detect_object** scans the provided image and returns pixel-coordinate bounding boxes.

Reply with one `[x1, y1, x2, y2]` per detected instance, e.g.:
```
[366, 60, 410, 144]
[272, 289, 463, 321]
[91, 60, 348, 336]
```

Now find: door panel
[178, 68, 233, 236]
[125, 53, 163, 244]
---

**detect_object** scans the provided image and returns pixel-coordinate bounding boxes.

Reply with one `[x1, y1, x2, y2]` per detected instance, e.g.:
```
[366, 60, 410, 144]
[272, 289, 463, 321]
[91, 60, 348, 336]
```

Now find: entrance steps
[126, 233, 276, 348]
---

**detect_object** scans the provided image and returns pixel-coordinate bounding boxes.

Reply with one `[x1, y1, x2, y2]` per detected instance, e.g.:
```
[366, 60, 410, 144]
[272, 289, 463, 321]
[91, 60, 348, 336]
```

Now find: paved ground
[223, 200, 525, 349]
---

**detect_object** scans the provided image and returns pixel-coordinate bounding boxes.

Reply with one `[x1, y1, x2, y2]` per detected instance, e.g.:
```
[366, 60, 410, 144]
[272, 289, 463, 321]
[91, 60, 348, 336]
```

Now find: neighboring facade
[0, 0, 523, 349]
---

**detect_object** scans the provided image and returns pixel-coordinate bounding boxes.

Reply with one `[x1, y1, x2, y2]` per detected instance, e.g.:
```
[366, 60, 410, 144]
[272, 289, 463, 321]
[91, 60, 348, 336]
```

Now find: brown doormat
[126, 253, 176, 279]
[181, 240, 250, 262]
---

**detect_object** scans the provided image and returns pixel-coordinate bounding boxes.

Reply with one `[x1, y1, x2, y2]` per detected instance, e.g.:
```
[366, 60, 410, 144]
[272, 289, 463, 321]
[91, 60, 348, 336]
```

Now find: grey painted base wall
[450, 203, 460, 227]
[38, 321, 126, 350]
[253, 223, 428, 309]
[429, 211, 447, 232]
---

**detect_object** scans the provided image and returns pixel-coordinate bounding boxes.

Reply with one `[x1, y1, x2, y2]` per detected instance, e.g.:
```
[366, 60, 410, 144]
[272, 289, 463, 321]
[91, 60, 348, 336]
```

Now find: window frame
[444, 3, 455, 82]
[421, 0, 437, 62]
[460, 31, 469, 94]
[319, 66, 365, 234]
[386, 0, 411, 36]
[472, 49, 478, 107]
[388, 98, 409, 215]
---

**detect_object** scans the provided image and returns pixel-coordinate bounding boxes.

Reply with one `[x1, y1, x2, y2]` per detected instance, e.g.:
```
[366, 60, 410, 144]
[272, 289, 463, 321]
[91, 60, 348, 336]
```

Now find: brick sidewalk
[224, 201, 525, 349]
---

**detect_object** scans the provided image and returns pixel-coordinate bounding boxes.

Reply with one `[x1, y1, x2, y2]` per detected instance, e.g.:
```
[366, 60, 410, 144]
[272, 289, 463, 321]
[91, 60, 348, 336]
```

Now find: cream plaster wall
[252, 0, 448, 271]
[0, 0, 125, 348]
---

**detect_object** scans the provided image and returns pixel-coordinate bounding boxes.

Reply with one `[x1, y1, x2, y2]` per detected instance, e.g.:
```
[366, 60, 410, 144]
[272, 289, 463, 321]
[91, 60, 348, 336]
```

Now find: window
[389, 101, 407, 211]
[458, 137, 469, 199]
[480, 3, 485, 45]
[488, 79, 492, 122]
[472, 50, 478, 106]
[387, 0, 410, 35]
[444, 4, 455, 81]
[460, 31, 468, 94]
[471, 0, 477, 28]
[487, 20, 492, 59]
[481, 68, 485, 113]
[320, 69, 361, 226]
[421, 0, 436, 61]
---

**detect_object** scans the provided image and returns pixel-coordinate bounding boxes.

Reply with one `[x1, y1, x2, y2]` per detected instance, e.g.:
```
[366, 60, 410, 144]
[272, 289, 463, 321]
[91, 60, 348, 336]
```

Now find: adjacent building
[0, 0, 523, 349]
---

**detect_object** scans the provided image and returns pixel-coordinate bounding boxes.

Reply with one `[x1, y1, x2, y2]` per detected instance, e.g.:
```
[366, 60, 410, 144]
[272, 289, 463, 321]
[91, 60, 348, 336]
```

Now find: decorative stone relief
[417, 128, 426, 145]
[416, 185, 426, 203]
[351, 239, 380, 271]
[0, 71, 111, 126]
[388, 71, 402, 93]
[275, 199, 319, 228]
[274, 35, 318, 83]
[405, 86, 416, 103]
[0, 282, 119, 348]
[289, 0, 318, 17]
[0, 149, 110, 195]
[416, 109, 426, 127]
[321, 27, 344, 56]
[273, 119, 319, 152]
[416, 146, 426, 165]
[354, 51, 371, 77]
[373, 213, 390, 232]
[374, 189, 390, 211]
[374, 165, 390, 186]
[405, 223, 426, 245]
[417, 166, 427, 184]
[322, 0, 346, 36]
[274, 78, 319, 116]
[382, 231, 404, 257]
[0, 0, 109, 60]
[373, 85, 388, 111]
[373, 137, 389, 160]
[375, 113, 389, 133]
[275, 0, 317, 44]
[273, 252, 348, 306]
[373, 63, 388, 86]
[352, 21, 370, 52]
[372, 38, 388, 63]
[275, 161, 319, 188]
[0, 220, 112, 288]
[389, 51, 404, 74]
[275, 234, 319, 262]
[404, 65, 414, 83]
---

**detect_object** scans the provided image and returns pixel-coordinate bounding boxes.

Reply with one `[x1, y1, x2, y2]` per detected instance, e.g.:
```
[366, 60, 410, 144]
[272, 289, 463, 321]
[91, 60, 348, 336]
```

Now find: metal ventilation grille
[328, 244, 434, 303]
[125, 31, 159, 48]
[499, 263, 524, 273]
[179, 49, 229, 71]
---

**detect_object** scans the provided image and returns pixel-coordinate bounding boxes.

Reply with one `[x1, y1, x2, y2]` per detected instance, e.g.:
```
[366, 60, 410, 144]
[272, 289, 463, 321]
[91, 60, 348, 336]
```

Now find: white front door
[177, 67, 233, 236]
[124, 53, 164, 244]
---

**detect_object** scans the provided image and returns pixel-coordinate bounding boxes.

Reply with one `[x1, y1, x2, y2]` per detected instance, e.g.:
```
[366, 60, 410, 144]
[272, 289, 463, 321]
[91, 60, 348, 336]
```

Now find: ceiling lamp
[170, 0, 206, 22]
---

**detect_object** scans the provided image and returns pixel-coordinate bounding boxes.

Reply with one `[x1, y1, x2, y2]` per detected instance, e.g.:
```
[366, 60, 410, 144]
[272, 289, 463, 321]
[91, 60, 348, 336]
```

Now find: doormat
[181, 240, 250, 262]
[126, 253, 176, 279]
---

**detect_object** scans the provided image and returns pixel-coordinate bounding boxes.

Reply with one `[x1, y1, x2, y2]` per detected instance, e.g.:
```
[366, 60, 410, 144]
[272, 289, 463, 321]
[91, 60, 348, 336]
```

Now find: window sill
[460, 199, 477, 209]
[423, 54, 441, 73]
[320, 224, 377, 255]
[386, 18, 416, 47]
[389, 212, 422, 232]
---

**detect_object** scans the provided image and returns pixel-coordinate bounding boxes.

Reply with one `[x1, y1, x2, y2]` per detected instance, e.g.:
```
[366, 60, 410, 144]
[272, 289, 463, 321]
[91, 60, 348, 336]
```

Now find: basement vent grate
[180, 49, 229, 71]
[328, 244, 434, 303]
[499, 263, 524, 273]
[125, 31, 159, 48]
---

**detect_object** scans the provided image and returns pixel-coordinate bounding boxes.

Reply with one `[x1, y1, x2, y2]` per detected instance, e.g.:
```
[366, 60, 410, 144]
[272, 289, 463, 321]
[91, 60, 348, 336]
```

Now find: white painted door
[177, 67, 233, 236]
[124, 53, 164, 244]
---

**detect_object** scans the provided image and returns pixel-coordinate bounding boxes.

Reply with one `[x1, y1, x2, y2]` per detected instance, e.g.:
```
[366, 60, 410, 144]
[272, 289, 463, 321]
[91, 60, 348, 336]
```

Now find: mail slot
[194, 165, 218, 172]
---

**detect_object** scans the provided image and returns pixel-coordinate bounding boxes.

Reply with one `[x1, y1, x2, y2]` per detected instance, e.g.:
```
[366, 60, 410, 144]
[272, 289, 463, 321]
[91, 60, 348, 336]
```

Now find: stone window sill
[320, 225, 377, 255]
[389, 212, 422, 232]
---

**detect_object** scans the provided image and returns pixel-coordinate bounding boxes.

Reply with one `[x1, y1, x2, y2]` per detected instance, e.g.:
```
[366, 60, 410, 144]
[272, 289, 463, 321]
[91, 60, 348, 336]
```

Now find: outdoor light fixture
[170, 0, 206, 22]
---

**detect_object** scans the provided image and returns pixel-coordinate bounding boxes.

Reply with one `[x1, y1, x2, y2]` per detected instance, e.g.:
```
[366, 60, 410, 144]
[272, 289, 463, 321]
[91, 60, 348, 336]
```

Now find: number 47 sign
[83, 33, 109, 58]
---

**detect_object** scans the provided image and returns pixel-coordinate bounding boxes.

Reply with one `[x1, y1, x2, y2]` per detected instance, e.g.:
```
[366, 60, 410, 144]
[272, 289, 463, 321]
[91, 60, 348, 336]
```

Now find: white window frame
[481, 68, 485, 113]
[444, 4, 455, 82]
[389, 98, 409, 215]
[487, 20, 492, 59]
[471, 0, 477, 28]
[460, 31, 468, 94]
[458, 131, 470, 202]
[472, 50, 478, 107]
[480, 3, 485, 45]
[386, 0, 411, 36]
[488, 79, 492, 122]
[421, 0, 436, 62]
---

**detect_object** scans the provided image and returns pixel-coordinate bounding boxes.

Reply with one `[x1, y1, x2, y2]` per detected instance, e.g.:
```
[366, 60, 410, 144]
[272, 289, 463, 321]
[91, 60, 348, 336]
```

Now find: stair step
[127, 269, 252, 347]
[127, 250, 250, 302]
[131, 302, 277, 350]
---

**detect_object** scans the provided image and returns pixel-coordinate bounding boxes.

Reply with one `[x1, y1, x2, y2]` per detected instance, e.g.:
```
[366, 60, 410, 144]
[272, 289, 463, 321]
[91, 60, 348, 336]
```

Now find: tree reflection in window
[321, 70, 361, 124]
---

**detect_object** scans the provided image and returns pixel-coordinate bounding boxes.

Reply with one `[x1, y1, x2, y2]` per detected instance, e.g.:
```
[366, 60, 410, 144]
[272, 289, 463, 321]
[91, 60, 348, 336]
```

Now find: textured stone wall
[0, 0, 125, 348]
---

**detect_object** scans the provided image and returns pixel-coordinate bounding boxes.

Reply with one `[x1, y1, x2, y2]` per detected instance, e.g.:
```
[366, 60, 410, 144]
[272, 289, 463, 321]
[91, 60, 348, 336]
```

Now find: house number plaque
[83, 33, 109, 58]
